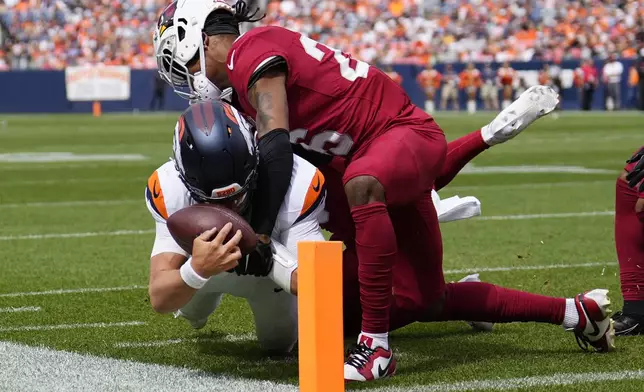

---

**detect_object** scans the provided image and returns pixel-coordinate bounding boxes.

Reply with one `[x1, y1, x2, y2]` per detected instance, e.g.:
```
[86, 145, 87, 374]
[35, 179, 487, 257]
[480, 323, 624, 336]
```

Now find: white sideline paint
[0, 321, 146, 333]
[114, 333, 257, 348]
[0, 285, 146, 298]
[0, 229, 154, 241]
[0, 341, 642, 392]
[0, 341, 297, 392]
[476, 211, 614, 221]
[0, 306, 41, 313]
[0, 152, 147, 163]
[460, 164, 615, 175]
[367, 370, 644, 392]
[0, 199, 139, 208]
[443, 261, 615, 275]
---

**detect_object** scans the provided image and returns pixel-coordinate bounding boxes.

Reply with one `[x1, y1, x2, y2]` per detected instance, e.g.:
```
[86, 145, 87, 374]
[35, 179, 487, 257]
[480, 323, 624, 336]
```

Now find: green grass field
[0, 111, 643, 391]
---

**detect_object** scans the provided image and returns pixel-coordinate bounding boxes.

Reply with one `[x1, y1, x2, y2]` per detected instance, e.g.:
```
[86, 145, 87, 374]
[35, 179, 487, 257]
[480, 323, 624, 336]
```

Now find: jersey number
[291, 129, 353, 156]
[299, 35, 369, 82]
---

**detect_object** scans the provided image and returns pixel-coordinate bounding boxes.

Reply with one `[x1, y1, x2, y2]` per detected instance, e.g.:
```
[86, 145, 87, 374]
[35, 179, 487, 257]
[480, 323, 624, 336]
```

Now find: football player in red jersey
[153, 0, 612, 382]
[612, 147, 644, 335]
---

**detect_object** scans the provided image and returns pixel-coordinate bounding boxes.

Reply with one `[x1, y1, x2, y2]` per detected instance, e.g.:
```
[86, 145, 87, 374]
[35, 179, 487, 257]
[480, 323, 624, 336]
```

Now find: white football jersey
[145, 155, 326, 258]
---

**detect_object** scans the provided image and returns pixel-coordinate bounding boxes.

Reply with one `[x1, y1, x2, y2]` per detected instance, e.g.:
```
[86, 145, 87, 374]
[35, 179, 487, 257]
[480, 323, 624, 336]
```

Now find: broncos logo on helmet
[173, 99, 258, 214]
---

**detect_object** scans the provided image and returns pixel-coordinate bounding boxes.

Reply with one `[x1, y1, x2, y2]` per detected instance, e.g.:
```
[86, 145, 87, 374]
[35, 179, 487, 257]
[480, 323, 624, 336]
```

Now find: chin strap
[189, 29, 224, 102]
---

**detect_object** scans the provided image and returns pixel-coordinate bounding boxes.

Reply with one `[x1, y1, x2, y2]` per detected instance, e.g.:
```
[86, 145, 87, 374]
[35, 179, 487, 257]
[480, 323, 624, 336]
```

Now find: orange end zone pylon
[92, 101, 102, 117]
[298, 241, 345, 392]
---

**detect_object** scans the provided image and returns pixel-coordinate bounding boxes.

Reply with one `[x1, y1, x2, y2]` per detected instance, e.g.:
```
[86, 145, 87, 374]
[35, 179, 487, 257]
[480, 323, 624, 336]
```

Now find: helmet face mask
[153, 0, 233, 101]
[172, 101, 259, 215]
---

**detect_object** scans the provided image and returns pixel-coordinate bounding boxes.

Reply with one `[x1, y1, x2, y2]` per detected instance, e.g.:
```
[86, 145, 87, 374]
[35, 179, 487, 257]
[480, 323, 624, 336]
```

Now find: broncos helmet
[172, 100, 258, 213]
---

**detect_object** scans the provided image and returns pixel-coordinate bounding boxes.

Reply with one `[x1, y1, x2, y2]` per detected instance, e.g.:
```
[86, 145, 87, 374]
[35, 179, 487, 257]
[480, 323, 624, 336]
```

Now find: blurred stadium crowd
[1, 0, 644, 110]
[2, 0, 644, 71]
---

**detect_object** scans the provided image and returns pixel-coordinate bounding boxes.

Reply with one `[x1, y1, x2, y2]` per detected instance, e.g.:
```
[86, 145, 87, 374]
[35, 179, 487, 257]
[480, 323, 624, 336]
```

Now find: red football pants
[342, 109, 446, 333]
[615, 172, 644, 302]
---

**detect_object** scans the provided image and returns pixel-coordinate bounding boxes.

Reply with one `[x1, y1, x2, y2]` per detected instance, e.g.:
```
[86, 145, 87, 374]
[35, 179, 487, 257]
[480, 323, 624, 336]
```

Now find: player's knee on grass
[248, 290, 298, 354]
[344, 175, 386, 207]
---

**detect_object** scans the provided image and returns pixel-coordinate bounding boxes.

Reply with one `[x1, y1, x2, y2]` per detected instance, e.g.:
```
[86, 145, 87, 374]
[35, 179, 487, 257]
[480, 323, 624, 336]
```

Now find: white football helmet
[153, 0, 235, 101]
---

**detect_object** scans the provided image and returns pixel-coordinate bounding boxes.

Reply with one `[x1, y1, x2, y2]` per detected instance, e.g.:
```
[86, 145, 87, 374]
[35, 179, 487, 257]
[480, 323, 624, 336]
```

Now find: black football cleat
[612, 311, 644, 336]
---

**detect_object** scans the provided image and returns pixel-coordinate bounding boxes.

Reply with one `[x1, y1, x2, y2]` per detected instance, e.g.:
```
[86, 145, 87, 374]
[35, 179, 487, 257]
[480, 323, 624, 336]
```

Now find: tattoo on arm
[248, 67, 288, 136]
[252, 88, 274, 133]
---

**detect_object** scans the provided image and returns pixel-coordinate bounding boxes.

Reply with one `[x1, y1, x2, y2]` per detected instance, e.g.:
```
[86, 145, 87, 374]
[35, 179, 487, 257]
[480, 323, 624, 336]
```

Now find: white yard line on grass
[114, 333, 257, 348]
[0, 199, 139, 208]
[0, 229, 154, 241]
[447, 180, 613, 191]
[0, 211, 613, 242]
[0, 321, 146, 333]
[0, 306, 41, 313]
[1, 341, 642, 392]
[476, 211, 614, 221]
[0, 152, 147, 163]
[0, 285, 146, 298]
[460, 164, 615, 175]
[0, 262, 616, 298]
[2, 177, 146, 186]
[443, 261, 615, 275]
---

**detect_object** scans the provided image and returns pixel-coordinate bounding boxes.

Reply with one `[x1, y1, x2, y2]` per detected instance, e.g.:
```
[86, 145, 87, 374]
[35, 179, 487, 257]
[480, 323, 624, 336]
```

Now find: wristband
[180, 257, 209, 289]
[269, 241, 297, 294]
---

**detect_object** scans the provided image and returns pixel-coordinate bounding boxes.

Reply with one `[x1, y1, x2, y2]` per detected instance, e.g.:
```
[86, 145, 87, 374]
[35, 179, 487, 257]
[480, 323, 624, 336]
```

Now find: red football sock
[615, 178, 644, 302]
[435, 130, 489, 191]
[352, 202, 397, 334]
[438, 282, 566, 324]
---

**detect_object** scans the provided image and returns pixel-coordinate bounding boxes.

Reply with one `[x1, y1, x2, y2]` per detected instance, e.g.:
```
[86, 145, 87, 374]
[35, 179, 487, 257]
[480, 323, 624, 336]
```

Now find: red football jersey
[226, 26, 436, 157]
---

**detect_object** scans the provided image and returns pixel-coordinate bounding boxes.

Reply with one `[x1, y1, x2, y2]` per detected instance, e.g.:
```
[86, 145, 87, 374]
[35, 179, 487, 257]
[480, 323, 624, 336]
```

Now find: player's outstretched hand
[626, 147, 644, 192]
[191, 223, 243, 278]
[234, 238, 274, 277]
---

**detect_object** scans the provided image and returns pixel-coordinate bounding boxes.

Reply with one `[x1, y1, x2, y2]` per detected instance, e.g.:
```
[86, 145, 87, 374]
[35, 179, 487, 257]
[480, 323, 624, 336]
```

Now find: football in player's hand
[167, 204, 257, 256]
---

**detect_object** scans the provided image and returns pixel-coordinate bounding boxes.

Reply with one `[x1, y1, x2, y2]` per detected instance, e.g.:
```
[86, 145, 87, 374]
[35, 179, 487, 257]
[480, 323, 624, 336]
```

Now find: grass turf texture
[0, 111, 643, 391]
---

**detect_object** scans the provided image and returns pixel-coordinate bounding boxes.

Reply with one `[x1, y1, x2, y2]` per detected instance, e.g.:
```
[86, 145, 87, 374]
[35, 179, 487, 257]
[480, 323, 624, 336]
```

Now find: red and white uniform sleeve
[226, 27, 294, 113]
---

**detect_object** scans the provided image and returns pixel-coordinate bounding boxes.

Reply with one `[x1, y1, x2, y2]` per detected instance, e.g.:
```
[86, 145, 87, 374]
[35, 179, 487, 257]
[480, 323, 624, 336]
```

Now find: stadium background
[2, 1, 644, 392]
[1, 0, 643, 112]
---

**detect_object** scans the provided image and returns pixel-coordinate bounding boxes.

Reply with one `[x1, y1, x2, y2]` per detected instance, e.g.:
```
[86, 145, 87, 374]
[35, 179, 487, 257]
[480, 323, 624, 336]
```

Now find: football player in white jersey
[145, 99, 490, 353]
[145, 100, 326, 353]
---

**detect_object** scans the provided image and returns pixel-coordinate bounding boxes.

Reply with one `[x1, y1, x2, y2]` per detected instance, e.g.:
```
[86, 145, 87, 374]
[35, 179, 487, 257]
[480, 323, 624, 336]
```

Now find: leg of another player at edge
[403, 280, 614, 352]
[436, 86, 559, 191]
[613, 171, 644, 335]
[345, 175, 396, 351]
[435, 130, 489, 191]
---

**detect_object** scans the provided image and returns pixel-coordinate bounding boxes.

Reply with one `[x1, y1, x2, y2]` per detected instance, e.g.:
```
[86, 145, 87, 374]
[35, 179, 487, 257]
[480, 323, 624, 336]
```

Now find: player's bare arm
[148, 225, 242, 314]
[148, 252, 193, 313]
[249, 70, 289, 136]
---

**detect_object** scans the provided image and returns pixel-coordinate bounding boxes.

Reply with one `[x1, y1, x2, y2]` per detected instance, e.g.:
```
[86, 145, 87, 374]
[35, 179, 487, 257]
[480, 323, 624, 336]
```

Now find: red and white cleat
[344, 340, 397, 382]
[571, 289, 615, 353]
